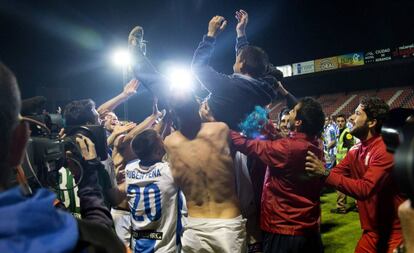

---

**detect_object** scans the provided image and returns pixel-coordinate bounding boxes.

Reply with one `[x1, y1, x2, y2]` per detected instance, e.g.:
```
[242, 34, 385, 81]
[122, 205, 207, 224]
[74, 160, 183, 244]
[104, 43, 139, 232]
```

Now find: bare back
[165, 122, 240, 218]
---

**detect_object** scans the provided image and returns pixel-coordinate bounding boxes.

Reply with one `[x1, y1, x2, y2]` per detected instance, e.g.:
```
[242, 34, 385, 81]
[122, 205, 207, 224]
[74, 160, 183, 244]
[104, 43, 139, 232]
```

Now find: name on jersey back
[127, 168, 162, 180]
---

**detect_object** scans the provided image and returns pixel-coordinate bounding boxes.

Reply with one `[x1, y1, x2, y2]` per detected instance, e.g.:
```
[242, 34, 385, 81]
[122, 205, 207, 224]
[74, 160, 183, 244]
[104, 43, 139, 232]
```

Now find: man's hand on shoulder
[305, 151, 329, 178]
[207, 15, 227, 38]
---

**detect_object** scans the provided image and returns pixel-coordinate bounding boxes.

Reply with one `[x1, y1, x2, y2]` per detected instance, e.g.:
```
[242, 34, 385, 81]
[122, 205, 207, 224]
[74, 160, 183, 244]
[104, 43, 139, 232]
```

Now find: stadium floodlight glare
[111, 49, 132, 67]
[166, 66, 194, 92]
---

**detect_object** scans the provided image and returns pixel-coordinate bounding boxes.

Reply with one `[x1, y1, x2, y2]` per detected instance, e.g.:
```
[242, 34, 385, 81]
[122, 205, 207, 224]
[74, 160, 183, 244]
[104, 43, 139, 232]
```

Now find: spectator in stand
[0, 62, 126, 253]
[306, 97, 406, 253]
[231, 97, 326, 253]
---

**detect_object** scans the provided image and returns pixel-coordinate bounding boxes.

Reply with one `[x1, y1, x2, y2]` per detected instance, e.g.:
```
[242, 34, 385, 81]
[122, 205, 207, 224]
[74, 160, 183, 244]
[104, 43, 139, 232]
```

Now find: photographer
[64, 99, 125, 209]
[0, 62, 126, 253]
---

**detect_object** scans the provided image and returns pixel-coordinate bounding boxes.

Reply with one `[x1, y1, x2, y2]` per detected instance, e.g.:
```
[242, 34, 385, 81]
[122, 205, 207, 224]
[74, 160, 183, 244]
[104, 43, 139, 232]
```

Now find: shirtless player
[164, 95, 246, 252]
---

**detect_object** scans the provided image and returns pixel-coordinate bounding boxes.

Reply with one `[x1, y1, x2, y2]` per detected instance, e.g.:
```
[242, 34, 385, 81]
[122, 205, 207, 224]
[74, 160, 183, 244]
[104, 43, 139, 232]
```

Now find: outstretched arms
[123, 98, 162, 144]
[191, 15, 232, 94]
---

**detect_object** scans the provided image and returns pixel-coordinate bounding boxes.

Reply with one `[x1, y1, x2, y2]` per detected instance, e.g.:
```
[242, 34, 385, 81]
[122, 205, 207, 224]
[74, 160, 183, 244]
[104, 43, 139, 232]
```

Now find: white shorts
[181, 215, 247, 253]
[111, 208, 131, 247]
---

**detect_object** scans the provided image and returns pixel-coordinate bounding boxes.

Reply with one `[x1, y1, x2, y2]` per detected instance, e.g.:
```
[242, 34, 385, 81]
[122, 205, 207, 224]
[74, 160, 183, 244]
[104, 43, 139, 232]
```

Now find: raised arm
[231, 130, 288, 168]
[123, 98, 162, 144]
[97, 79, 139, 116]
[235, 9, 249, 53]
[191, 16, 231, 94]
[306, 149, 393, 200]
[107, 122, 137, 147]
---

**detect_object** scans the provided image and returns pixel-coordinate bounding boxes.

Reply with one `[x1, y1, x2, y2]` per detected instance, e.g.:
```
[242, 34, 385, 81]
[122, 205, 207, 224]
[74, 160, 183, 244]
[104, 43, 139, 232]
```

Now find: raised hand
[235, 9, 248, 37]
[199, 101, 216, 122]
[207, 15, 227, 38]
[122, 79, 140, 97]
[113, 122, 137, 135]
[75, 134, 97, 161]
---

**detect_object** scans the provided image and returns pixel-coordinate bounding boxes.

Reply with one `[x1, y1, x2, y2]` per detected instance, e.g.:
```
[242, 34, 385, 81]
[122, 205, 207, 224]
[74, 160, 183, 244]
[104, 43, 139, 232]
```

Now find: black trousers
[263, 232, 324, 253]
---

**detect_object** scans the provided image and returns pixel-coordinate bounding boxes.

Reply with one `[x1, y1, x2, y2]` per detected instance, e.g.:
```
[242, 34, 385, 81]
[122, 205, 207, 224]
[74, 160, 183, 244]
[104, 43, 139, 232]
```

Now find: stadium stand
[268, 86, 414, 120]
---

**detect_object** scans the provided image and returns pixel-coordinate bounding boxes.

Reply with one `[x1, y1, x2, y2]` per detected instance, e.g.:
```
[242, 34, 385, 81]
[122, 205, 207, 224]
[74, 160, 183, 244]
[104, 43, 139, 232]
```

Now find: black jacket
[191, 35, 277, 129]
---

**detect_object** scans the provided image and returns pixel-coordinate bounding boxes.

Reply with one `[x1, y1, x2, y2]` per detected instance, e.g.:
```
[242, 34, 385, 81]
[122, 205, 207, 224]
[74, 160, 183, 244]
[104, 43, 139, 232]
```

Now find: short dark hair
[360, 96, 389, 133]
[0, 62, 21, 185]
[238, 46, 269, 78]
[170, 94, 201, 140]
[267, 64, 284, 81]
[296, 97, 325, 137]
[336, 114, 346, 120]
[131, 129, 161, 161]
[64, 99, 97, 125]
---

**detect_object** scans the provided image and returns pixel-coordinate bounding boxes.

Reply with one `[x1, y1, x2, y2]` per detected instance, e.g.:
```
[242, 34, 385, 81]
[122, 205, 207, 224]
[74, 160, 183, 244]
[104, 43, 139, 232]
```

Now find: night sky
[1, 0, 414, 121]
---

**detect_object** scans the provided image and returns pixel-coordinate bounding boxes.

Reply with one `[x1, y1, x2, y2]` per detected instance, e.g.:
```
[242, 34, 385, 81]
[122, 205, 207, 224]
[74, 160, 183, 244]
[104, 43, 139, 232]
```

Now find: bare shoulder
[164, 131, 184, 149]
[200, 122, 229, 134]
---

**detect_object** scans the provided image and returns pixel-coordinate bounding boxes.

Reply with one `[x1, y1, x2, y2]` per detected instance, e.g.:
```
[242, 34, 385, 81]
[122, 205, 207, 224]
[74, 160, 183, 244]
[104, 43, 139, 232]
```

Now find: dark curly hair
[296, 97, 325, 137]
[131, 129, 162, 161]
[359, 96, 389, 133]
[64, 99, 97, 125]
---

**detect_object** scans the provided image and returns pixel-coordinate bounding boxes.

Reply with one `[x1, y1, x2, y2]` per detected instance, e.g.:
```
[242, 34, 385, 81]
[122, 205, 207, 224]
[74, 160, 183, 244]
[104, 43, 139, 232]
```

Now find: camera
[21, 124, 108, 190]
[19, 97, 108, 190]
[381, 108, 414, 200]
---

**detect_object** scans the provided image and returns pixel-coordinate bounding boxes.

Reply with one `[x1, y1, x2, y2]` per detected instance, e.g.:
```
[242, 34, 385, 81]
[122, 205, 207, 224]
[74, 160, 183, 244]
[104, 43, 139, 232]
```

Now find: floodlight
[166, 66, 194, 92]
[111, 49, 132, 67]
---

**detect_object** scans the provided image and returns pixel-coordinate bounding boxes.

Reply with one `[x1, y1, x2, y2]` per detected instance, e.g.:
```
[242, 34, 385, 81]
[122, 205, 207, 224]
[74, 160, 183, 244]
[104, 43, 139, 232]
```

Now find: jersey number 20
[127, 183, 162, 221]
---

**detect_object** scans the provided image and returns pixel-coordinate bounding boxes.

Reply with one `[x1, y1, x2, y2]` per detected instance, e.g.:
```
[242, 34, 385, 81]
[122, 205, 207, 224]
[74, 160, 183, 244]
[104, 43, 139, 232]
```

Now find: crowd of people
[1, 8, 414, 253]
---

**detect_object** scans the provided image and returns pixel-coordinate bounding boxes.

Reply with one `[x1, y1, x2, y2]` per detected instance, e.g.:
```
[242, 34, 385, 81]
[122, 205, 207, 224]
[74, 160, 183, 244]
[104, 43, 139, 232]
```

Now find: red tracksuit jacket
[231, 131, 325, 235]
[325, 135, 405, 235]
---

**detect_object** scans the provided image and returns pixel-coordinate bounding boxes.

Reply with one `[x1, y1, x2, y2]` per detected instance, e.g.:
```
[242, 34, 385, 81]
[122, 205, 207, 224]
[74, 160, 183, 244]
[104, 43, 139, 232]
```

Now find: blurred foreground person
[398, 200, 414, 253]
[0, 62, 126, 253]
